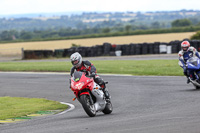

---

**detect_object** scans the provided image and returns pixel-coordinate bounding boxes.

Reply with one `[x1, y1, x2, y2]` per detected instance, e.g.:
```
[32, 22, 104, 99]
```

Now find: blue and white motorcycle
[186, 57, 200, 89]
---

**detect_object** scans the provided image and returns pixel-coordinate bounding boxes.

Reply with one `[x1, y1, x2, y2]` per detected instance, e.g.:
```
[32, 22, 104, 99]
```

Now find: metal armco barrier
[23, 40, 200, 59]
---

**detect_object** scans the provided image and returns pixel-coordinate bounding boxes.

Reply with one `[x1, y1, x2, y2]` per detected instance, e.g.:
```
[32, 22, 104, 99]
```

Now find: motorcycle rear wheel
[80, 94, 96, 117]
[196, 73, 200, 89]
[195, 85, 200, 89]
[102, 100, 113, 114]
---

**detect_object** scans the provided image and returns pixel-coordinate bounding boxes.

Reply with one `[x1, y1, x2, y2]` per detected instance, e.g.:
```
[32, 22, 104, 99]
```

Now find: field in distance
[0, 32, 195, 56]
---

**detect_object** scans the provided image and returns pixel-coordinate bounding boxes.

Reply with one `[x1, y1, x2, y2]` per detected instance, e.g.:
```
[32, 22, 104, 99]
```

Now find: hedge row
[23, 39, 200, 59]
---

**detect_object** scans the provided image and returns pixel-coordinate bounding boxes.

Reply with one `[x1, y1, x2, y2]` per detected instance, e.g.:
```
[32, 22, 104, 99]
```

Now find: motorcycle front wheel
[80, 94, 96, 117]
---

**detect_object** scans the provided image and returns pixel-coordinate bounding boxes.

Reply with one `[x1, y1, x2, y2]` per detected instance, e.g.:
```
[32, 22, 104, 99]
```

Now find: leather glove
[90, 72, 96, 78]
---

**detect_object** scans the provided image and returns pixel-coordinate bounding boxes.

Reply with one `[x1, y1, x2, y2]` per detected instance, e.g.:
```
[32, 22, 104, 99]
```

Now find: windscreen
[73, 71, 83, 82]
[187, 57, 198, 66]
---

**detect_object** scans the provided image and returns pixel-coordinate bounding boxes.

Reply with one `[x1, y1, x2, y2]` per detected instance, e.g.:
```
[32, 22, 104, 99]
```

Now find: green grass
[0, 60, 183, 76]
[0, 97, 68, 120]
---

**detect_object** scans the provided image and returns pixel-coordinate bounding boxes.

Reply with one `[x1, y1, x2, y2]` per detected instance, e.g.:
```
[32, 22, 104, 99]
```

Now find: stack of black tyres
[129, 43, 136, 55]
[176, 41, 181, 52]
[87, 46, 97, 57]
[92, 46, 98, 57]
[135, 44, 142, 55]
[103, 43, 111, 56]
[148, 43, 154, 54]
[24, 50, 53, 59]
[95, 45, 104, 56]
[121, 45, 130, 55]
[171, 41, 181, 53]
[24, 50, 36, 59]
[190, 40, 200, 50]
[54, 49, 65, 57]
[43, 50, 53, 58]
[76, 47, 87, 57]
[142, 43, 148, 54]
[63, 49, 69, 57]
[153, 42, 160, 54]
[26, 40, 200, 59]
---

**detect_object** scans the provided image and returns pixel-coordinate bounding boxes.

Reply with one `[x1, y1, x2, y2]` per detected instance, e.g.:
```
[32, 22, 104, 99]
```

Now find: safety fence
[23, 39, 200, 59]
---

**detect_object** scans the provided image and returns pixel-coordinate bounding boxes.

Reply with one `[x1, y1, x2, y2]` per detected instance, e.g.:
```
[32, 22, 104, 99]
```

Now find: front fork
[74, 90, 94, 105]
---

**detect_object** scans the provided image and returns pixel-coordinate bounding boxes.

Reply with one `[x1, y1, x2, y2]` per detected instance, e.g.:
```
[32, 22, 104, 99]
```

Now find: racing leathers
[178, 46, 200, 81]
[70, 60, 110, 99]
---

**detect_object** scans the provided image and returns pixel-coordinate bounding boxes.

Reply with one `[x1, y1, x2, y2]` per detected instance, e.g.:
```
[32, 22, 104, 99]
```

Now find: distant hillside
[1, 10, 200, 32]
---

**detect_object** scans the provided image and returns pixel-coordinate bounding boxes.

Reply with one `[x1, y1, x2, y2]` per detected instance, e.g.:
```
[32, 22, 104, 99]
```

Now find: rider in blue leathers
[178, 41, 200, 83]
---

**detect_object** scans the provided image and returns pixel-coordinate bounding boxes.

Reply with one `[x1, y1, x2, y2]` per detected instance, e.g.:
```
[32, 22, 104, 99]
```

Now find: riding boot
[184, 71, 190, 84]
[101, 84, 110, 99]
[187, 78, 190, 84]
[103, 89, 110, 99]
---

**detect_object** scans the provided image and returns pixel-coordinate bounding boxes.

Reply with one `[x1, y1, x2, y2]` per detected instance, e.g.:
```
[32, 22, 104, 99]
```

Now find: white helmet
[70, 52, 82, 68]
[181, 41, 190, 52]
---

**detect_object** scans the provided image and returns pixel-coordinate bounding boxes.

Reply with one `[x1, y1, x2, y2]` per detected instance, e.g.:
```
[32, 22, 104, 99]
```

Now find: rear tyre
[102, 100, 113, 114]
[195, 85, 200, 90]
[196, 73, 200, 90]
[80, 95, 96, 117]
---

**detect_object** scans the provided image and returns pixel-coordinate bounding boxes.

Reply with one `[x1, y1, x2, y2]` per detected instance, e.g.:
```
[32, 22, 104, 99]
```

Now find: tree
[102, 28, 110, 33]
[191, 31, 200, 40]
[171, 19, 192, 27]
[20, 31, 33, 40]
[125, 25, 132, 33]
[151, 21, 160, 29]
[0, 31, 13, 41]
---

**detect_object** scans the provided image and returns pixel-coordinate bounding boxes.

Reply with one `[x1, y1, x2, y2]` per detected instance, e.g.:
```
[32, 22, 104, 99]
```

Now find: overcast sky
[0, 0, 200, 15]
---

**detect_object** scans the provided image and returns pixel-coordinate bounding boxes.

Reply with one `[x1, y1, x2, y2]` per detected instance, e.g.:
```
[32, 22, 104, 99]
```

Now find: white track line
[57, 102, 75, 115]
[0, 71, 133, 76]
[0, 71, 184, 77]
[0, 71, 183, 77]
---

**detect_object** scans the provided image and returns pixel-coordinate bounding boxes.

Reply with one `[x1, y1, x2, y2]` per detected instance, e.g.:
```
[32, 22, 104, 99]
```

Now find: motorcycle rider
[70, 52, 110, 100]
[178, 40, 200, 83]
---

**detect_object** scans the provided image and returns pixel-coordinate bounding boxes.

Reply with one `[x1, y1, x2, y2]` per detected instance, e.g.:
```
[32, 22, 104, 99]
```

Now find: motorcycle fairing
[187, 57, 200, 70]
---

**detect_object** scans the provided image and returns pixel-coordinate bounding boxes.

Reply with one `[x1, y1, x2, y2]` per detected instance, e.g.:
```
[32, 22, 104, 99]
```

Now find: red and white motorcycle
[70, 71, 113, 117]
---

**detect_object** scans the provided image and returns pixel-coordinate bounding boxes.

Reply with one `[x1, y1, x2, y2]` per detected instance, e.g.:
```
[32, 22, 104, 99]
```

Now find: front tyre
[102, 100, 113, 114]
[80, 94, 96, 117]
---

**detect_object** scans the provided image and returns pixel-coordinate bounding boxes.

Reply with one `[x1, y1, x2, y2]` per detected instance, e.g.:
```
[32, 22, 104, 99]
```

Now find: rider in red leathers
[70, 52, 110, 100]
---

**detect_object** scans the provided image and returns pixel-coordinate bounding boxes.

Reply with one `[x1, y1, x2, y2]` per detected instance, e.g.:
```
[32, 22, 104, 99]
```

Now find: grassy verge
[0, 60, 183, 76]
[0, 97, 68, 120]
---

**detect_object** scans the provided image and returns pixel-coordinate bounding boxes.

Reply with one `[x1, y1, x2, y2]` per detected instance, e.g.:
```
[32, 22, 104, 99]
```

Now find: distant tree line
[1, 18, 200, 42]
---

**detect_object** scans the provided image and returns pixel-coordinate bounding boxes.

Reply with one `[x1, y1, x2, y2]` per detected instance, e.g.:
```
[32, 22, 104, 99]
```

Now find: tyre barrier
[54, 49, 64, 58]
[103, 42, 111, 56]
[23, 39, 200, 59]
[24, 50, 53, 59]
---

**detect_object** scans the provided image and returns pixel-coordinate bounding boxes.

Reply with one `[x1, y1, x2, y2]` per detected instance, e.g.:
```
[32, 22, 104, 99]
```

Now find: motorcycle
[186, 57, 200, 89]
[70, 71, 113, 117]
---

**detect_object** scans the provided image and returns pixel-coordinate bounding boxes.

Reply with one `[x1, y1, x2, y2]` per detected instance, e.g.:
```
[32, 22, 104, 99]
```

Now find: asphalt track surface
[1, 72, 200, 133]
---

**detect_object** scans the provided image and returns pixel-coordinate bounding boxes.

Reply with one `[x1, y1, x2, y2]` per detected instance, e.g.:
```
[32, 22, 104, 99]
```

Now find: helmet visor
[182, 47, 188, 51]
[72, 60, 79, 65]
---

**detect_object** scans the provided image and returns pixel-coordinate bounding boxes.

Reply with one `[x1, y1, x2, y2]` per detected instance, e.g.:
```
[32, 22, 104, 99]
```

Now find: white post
[21, 48, 24, 59]
[167, 46, 172, 54]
